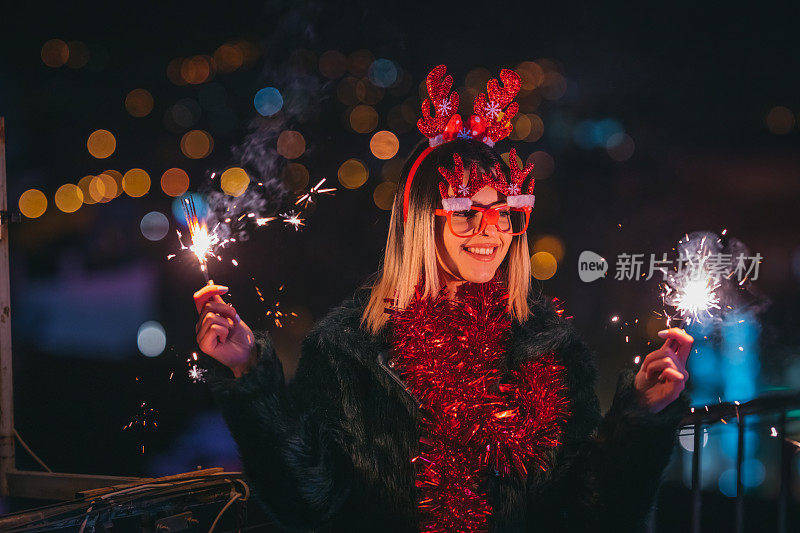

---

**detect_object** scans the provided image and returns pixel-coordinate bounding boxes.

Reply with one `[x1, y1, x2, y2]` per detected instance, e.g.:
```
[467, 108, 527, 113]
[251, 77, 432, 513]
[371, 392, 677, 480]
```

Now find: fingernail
[657, 330, 668, 337]
[235, 313, 240, 321]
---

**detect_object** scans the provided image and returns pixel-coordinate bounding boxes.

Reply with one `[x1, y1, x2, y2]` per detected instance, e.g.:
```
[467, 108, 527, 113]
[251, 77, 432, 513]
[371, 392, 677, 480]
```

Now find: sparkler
[179, 195, 220, 283]
[295, 178, 337, 208]
[661, 233, 724, 328]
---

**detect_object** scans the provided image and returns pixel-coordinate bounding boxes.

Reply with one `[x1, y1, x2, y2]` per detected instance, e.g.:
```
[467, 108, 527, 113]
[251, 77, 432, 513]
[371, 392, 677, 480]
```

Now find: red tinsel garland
[388, 281, 572, 532]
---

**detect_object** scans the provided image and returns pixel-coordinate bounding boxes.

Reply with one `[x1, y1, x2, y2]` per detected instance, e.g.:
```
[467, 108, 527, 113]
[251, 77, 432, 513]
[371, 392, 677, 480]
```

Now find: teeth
[465, 247, 495, 255]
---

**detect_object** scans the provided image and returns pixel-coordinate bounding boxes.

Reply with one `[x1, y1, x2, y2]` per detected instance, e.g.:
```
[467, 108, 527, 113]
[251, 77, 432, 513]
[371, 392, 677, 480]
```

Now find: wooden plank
[6, 470, 141, 501]
[77, 467, 226, 498]
[0, 116, 15, 497]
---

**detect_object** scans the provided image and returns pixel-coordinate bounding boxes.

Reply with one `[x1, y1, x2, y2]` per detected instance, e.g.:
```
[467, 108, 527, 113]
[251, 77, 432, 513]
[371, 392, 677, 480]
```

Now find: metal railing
[678, 390, 800, 533]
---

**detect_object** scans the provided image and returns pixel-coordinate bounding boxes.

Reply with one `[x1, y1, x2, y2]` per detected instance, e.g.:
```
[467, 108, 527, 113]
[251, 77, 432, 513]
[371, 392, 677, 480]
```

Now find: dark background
[1, 1, 799, 529]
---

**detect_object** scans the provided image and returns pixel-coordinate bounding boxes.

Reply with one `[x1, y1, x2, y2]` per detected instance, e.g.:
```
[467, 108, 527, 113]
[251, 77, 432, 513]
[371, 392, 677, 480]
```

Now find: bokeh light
[87, 129, 116, 159]
[350, 105, 379, 134]
[281, 163, 310, 192]
[180, 130, 214, 159]
[103, 170, 124, 198]
[137, 321, 166, 357]
[527, 151, 555, 179]
[161, 168, 190, 197]
[347, 50, 374, 77]
[511, 114, 532, 140]
[526, 114, 544, 142]
[516, 61, 545, 91]
[319, 50, 347, 79]
[167, 99, 201, 130]
[501, 151, 524, 169]
[355, 78, 384, 105]
[338, 159, 368, 189]
[531, 251, 558, 280]
[373, 181, 398, 210]
[41, 39, 69, 67]
[140, 211, 170, 241]
[533, 235, 565, 262]
[54, 184, 84, 213]
[337, 77, 359, 106]
[78, 175, 98, 205]
[122, 169, 151, 197]
[66, 41, 89, 69]
[368, 59, 398, 88]
[221, 167, 249, 197]
[276, 130, 306, 159]
[381, 157, 404, 183]
[214, 44, 244, 73]
[254, 87, 283, 116]
[90, 173, 118, 202]
[18, 189, 47, 218]
[181, 55, 213, 84]
[125, 89, 154, 117]
[606, 133, 635, 161]
[167, 58, 187, 86]
[370, 131, 399, 160]
[765, 106, 795, 134]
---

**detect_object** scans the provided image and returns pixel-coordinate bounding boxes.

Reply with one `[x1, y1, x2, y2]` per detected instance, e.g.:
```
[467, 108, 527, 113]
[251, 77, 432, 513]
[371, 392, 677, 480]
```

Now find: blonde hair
[359, 139, 532, 335]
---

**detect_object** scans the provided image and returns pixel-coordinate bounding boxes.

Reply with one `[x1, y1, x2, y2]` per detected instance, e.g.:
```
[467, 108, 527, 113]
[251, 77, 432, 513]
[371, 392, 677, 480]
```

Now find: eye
[453, 210, 475, 218]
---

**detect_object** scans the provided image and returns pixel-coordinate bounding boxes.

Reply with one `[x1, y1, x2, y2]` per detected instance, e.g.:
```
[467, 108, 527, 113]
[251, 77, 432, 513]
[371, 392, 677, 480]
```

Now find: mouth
[462, 243, 500, 262]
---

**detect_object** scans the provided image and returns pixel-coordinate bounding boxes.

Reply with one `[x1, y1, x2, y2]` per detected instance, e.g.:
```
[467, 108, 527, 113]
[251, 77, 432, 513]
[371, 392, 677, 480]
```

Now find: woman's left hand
[634, 328, 693, 414]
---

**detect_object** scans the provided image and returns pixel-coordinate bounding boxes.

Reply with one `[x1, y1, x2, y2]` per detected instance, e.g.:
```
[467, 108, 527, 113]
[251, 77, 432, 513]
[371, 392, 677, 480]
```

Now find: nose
[481, 219, 499, 237]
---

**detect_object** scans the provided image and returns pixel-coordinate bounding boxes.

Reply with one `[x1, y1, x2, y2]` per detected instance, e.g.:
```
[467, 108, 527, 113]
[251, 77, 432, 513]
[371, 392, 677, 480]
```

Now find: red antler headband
[402, 65, 535, 223]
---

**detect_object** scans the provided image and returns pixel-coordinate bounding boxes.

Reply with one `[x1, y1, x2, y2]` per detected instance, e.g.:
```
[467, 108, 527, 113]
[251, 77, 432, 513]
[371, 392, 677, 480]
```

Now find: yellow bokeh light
[103, 170, 124, 198]
[161, 168, 190, 197]
[91, 173, 118, 202]
[221, 167, 250, 197]
[373, 181, 397, 210]
[533, 235, 565, 262]
[338, 159, 368, 189]
[167, 58, 186, 86]
[526, 114, 544, 142]
[370, 131, 399, 160]
[347, 49, 374, 77]
[355, 78, 384, 105]
[41, 39, 69, 67]
[765, 106, 795, 134]
[125, 89, 154, 117]
[281, 163, 310, 192]
[181, 56, 213, 85]
[122, 169, 151, 197]
[78, 175, 98, 205]
[510, 114, 532, 140]
[531, 251, 558, 280]
[527, 151, 554, 179]
[337, 77, 359, 106]
[19, 189, 47, 218]
[350, 105, 379, 134]
[214, 44, 243, 73]
[501, 151, 524, 169]
[276, 131, 306, 159]
[180, 130, 214, 159]
[87, 129, 116, 159]
[516, 61, 545, 91]
[54, 184, 83, 213]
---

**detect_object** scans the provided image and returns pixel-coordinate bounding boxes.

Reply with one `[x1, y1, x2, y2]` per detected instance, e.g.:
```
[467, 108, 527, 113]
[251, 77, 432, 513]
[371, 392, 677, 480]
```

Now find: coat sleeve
[526, 325, 691, 532]
[205, 329, 354, 532]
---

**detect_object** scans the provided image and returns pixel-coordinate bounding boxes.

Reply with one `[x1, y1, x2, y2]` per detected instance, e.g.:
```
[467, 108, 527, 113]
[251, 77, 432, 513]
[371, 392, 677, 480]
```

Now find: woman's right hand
[194, 284, 256, 377]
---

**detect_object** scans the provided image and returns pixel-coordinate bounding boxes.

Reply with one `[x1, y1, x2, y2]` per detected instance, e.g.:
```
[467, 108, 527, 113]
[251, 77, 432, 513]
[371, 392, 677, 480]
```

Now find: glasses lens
[450, 210, 480, 236]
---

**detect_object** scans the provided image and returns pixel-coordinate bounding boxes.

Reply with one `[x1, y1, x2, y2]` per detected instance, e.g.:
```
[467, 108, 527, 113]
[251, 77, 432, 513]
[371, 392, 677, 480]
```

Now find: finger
[641, 346, 676, 373]
[198, 327, 224, 354]
[193, 285, 229, 314]
[197, 313, 232, 339]
[646, 357, 679, 381]
[657, 328, 694, 362]
[199, 301, 238, 322]
[659, 367, 687, 384]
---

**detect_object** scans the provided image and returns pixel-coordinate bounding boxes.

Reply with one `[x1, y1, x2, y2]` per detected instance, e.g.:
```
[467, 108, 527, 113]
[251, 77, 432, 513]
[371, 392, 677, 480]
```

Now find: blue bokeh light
[368, 59, 398, 88]
[254, 87, 284, 116]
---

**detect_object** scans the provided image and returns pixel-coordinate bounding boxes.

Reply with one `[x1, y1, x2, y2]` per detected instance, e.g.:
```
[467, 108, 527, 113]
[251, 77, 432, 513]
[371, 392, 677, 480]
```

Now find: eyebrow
[471, 200, 508, 208]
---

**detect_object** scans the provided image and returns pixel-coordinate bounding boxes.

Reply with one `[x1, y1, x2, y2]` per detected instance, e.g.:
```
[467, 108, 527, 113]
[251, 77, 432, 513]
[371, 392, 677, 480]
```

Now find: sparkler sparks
[178, 195, 228, 282]
[280, 210, 305, 231]
[661, 233, 724, 327]
[295, 178, 337, 208]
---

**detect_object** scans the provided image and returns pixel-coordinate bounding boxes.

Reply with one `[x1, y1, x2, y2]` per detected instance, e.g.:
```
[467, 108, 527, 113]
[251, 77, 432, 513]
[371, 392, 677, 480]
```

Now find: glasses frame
[434, 204, 532, 238]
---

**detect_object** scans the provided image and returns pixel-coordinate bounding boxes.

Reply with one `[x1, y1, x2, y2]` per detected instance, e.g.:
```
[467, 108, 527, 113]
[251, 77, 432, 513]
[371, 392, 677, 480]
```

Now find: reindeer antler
[438, 154, 488, 211]
[417, 65, 460, 142]
[473, 69, 522, 144]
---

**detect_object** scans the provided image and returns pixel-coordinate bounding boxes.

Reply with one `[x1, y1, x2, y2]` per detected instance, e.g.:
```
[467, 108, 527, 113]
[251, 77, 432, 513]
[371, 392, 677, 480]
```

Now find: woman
[193, 67, 693, 532]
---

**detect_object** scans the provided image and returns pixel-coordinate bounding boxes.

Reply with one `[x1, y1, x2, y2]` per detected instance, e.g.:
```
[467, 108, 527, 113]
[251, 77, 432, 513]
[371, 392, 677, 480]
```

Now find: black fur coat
[208, 287, 691, 532]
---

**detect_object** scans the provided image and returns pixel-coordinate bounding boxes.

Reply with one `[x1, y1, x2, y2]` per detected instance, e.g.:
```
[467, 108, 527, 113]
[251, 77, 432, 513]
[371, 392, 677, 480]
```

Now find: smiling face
[435, 168, 513, 284]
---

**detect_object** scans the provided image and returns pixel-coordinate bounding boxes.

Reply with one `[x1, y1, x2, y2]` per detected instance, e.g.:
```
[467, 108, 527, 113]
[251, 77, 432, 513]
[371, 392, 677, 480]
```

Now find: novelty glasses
[434, 204, 532, 238]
